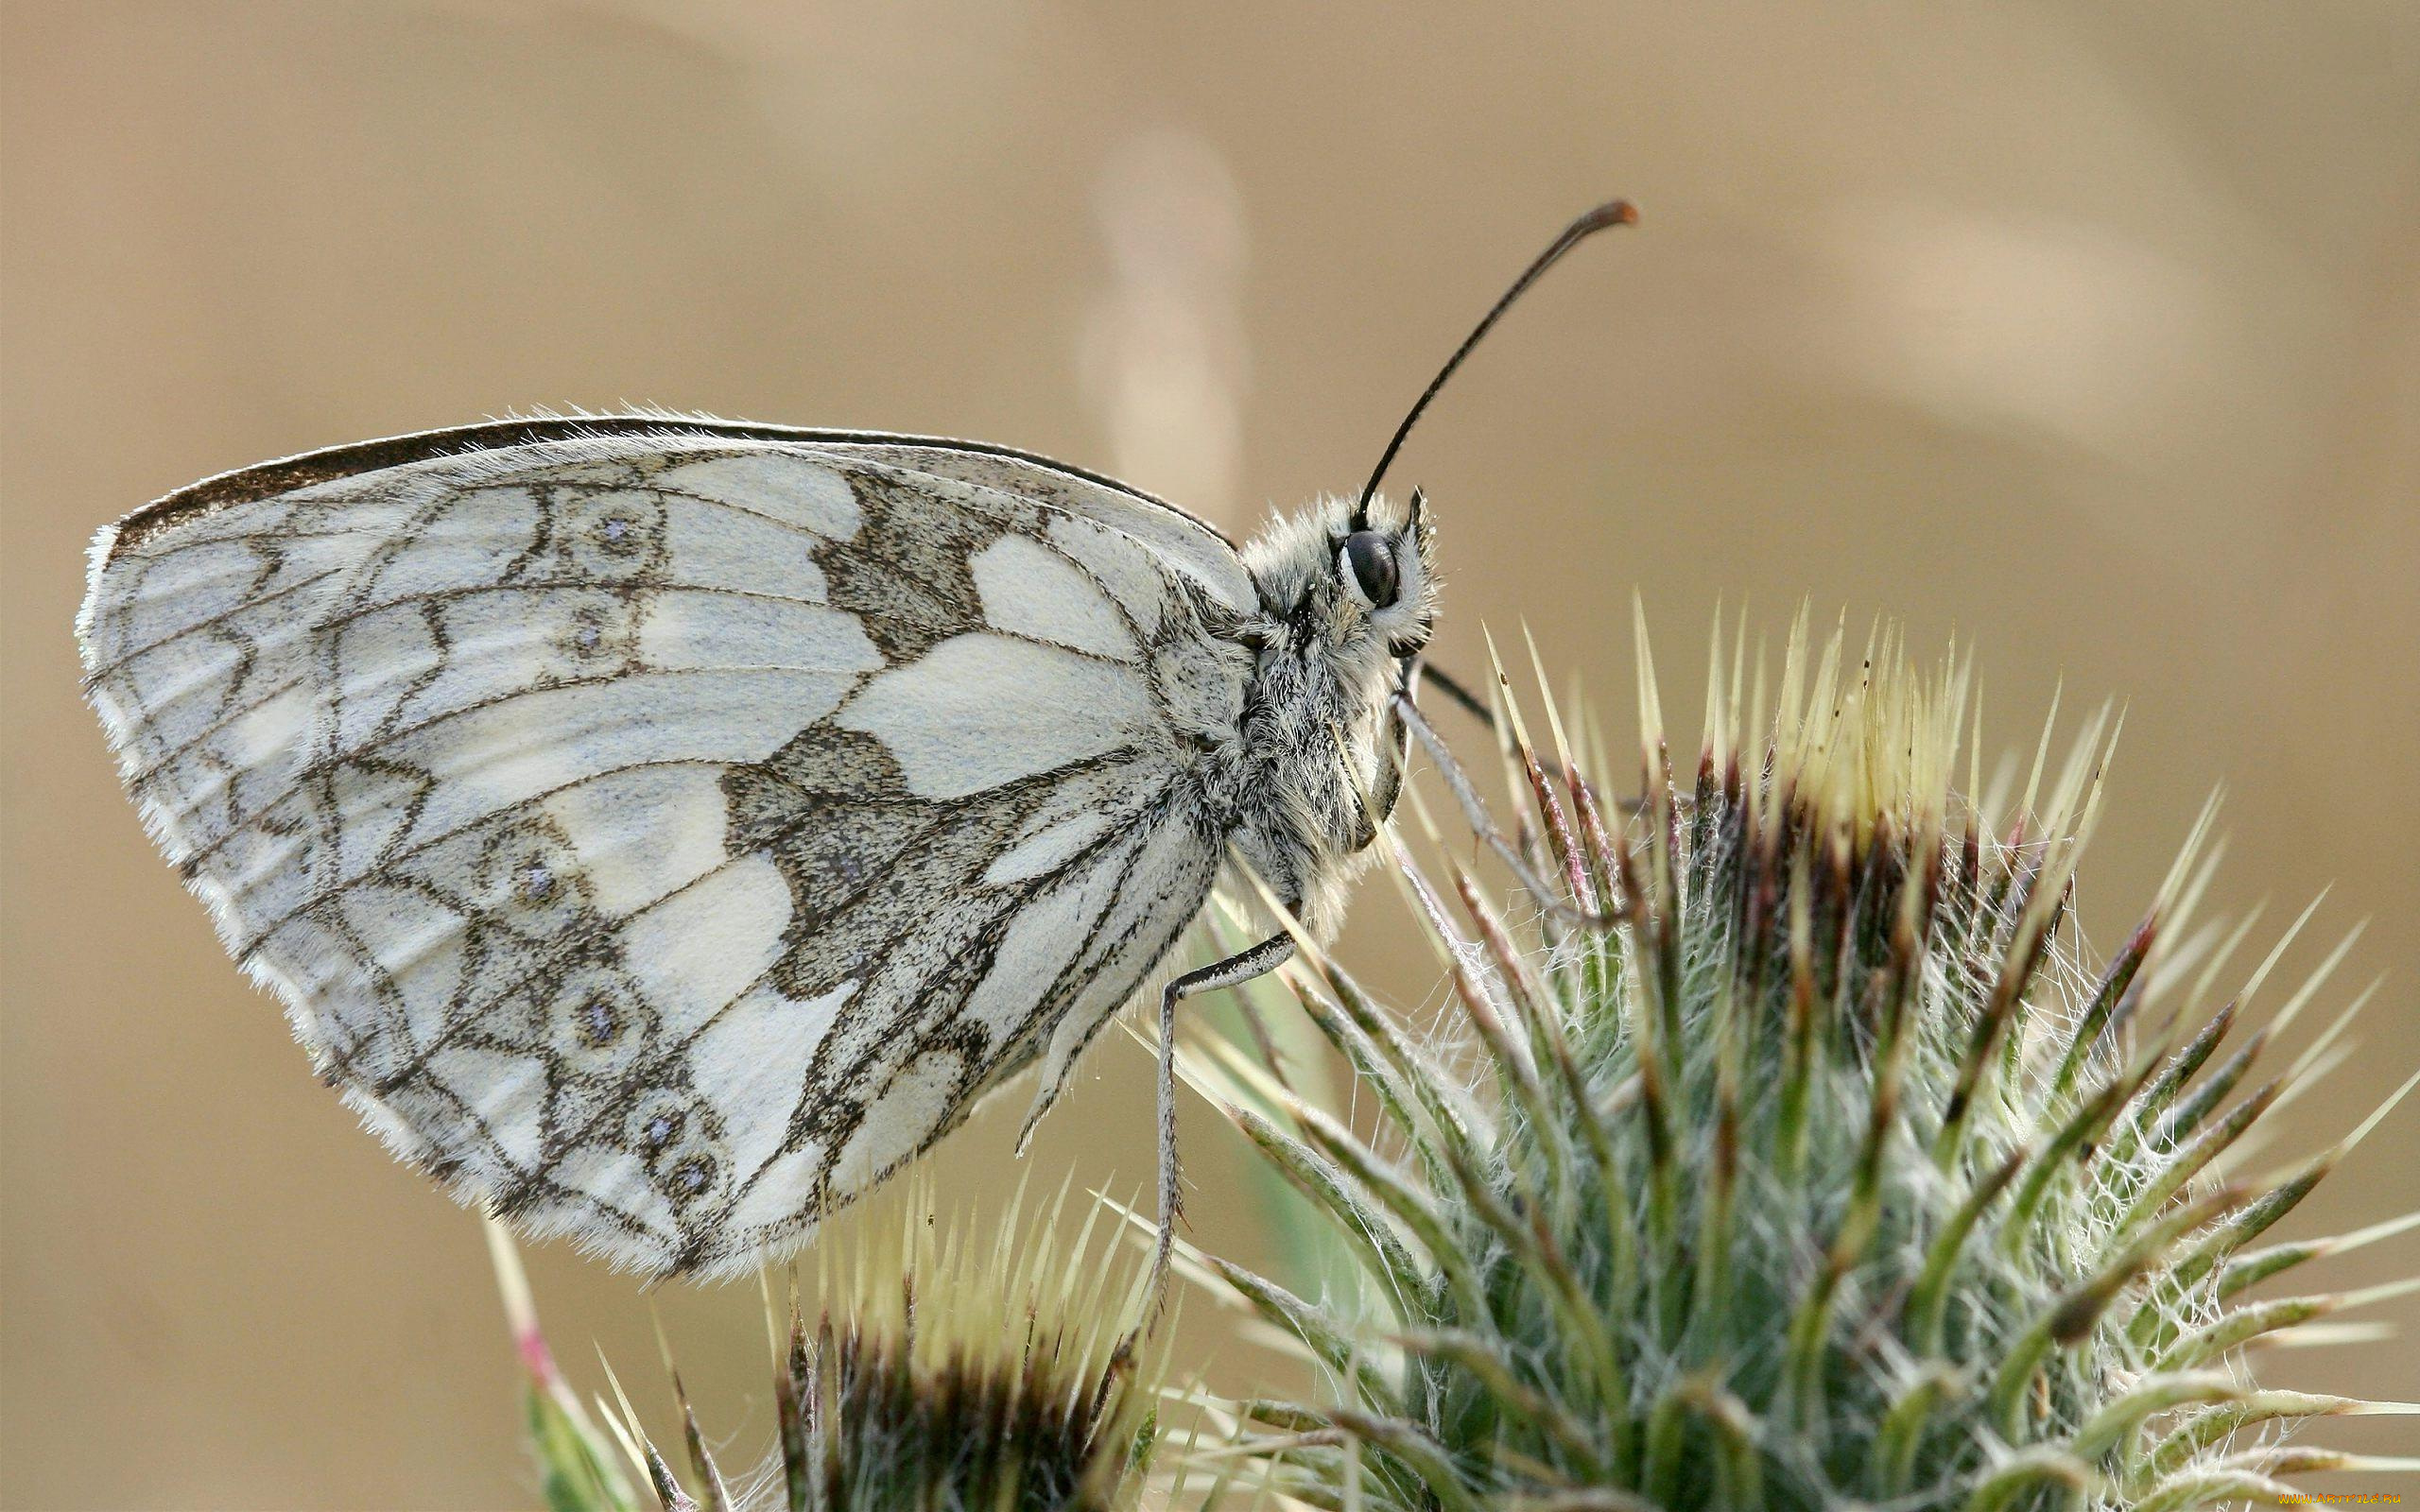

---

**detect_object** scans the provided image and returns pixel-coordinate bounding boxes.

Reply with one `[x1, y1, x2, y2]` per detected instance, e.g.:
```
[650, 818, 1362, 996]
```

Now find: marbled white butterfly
[76, 202, 1634, 1283]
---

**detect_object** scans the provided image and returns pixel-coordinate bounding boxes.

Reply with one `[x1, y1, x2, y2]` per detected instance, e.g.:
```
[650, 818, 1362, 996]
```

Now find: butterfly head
[1340, 487, 1440, 662]
[1244, 489, 1440, 677]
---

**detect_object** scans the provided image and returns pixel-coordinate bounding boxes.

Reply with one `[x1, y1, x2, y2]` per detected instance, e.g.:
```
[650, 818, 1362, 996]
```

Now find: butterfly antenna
[1352, 198, 1638, 531]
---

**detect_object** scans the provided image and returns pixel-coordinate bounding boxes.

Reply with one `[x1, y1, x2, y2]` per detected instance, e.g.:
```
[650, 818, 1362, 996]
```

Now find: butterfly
[75, 202, 1632, 1282]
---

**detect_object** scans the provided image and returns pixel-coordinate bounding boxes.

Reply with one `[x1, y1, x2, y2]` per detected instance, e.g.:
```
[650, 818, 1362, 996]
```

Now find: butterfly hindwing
[78, 421, 1253, 1276]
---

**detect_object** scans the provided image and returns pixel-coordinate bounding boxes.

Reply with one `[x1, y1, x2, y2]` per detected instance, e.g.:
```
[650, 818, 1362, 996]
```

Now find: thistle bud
[1194, 613, 2415, 1510]
[504, 1184, 1165, 1512]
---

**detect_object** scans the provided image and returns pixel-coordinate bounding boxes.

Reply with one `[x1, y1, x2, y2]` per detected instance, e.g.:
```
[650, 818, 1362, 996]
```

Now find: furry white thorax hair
[1215, 491, 1440, 941]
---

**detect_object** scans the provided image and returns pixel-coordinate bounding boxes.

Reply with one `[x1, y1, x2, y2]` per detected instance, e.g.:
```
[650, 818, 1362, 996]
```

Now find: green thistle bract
[1191, 613, 2415, 1510]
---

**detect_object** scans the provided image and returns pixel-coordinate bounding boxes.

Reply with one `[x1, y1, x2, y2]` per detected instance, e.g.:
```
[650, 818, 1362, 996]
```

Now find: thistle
[496, 1183, 1167, 1512]
[1186, 611, 2417, 1510]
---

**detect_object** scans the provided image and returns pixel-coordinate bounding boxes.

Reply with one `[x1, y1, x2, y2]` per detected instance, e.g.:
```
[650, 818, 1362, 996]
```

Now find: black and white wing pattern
[78, 418, 1258, 1277]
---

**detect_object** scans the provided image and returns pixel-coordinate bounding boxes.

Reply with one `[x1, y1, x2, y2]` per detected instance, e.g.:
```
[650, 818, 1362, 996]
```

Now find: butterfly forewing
[78, 423, 1251, 1276]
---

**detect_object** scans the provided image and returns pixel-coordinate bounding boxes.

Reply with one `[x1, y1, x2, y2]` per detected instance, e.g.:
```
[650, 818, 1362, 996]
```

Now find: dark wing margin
[106, 415, 1237, 559]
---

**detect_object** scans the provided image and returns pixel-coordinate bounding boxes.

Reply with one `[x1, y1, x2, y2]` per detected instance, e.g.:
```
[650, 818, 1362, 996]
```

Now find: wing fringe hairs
[1175, 610, 2419, 1510]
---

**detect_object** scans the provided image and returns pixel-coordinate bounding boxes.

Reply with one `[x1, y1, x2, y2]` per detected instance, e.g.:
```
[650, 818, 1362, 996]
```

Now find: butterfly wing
[78, 418, 1256, 1277]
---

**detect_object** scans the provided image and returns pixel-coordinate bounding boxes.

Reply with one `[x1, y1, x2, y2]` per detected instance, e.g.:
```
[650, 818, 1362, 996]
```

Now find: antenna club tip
[1589, 199, 1640, 229]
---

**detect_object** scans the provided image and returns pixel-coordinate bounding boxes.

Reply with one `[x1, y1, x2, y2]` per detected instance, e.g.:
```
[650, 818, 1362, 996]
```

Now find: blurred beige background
[4, 3, 2415, 1506]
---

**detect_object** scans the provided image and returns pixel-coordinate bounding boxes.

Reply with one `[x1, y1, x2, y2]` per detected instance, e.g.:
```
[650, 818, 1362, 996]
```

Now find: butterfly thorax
[1218, 494, 1440, 938]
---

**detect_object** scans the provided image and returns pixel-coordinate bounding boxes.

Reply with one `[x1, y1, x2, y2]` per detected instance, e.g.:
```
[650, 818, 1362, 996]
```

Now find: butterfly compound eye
[1342, 531, 1400, 610]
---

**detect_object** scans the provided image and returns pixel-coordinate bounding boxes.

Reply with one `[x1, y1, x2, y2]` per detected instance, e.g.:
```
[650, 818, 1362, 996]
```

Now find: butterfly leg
[1391, 688, 1617, 928]
[1148, 930, 1296, 1305]
[1362, 658, 1420, 834]
[1413, 659, 1593, 795]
